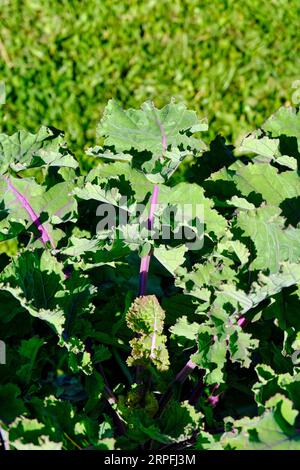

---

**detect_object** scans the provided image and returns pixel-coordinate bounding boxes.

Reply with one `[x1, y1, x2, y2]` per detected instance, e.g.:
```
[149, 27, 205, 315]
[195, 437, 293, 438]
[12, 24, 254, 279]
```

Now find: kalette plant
[1, 100, 300, 450]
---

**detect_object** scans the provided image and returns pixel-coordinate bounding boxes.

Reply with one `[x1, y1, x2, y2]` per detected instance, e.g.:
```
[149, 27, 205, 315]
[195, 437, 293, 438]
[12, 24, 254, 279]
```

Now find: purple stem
[205, 315, 248, 405]
[147, 185, 159, 230]
[208, 394, 220, 407]
[138, 108, 167, 297]
[188, 375, 204, 405]
[5, 177, 55, 249]
[138, 185, 159, 296]
[157, 359, 197, 415]
[96, 363, 126, 435]
[172, 313, 249, 408]
[85, 339, 126, 435]
[175, 359, 197, 383]
[152, 103, 168, 153]
[237, 316, 247, 328]
[207, 383, 220, 407]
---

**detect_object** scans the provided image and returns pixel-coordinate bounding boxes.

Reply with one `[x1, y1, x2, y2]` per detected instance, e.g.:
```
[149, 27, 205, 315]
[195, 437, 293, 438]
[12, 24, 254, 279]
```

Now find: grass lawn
[0, 0, 299, 149]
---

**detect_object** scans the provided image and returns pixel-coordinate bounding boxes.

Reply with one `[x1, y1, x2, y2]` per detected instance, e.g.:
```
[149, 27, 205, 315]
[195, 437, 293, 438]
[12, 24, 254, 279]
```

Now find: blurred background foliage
[0, 0, 300, 152]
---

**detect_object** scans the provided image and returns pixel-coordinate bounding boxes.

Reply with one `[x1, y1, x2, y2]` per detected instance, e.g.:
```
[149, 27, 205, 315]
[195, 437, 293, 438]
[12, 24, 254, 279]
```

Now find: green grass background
[0, 0, 300, 150]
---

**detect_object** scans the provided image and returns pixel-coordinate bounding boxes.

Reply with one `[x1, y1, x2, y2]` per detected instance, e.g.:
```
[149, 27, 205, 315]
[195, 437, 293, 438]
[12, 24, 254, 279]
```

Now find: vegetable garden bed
[1, 100, 300, 450]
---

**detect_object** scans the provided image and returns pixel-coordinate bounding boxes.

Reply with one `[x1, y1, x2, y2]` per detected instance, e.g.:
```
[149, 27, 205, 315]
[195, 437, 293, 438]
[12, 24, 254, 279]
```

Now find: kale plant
[1, 100, 300, 450]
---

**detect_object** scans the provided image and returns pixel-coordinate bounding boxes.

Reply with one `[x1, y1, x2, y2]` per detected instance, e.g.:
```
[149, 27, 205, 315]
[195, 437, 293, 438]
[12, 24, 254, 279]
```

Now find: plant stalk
[5, 176, 55, 248]
[138, 184, 159, 296]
